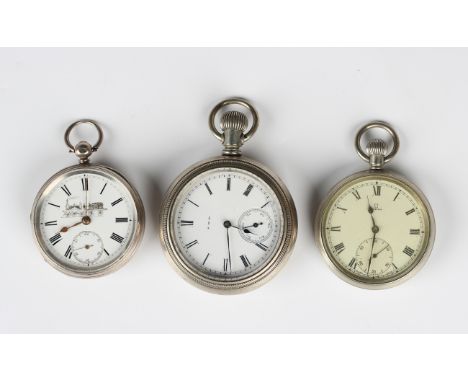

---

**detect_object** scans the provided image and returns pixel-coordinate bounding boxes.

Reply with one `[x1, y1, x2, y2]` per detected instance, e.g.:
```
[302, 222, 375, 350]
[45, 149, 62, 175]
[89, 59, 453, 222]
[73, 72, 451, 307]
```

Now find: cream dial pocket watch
[160, 98, 297, 294]
[316, 121, 435, 289]
[31, 120, 145, 277]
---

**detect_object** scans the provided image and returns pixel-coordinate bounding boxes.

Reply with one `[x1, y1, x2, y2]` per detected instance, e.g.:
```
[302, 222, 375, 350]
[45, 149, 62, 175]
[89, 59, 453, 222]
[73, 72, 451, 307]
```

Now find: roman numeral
[410, 229, 420, 235]
[204, 183, 213, 195]
[337, 206, 347, 212]
[373, 185, 381, 196]
[393, 191, 400, 201]
[115, 217, 128, 223]
[334, 242, 345, 254]
[329, 226, 341, 232]
[49, 233, 62, 246]
[403, 246, 415, 256]
[261, 201, 270, 209]
[81, 177, 88, 191]
[255, 242, 268, 251]
[243, 184, 253, 196]
[44, 220, 57, 226]
[188, 199, 199, 207]
[104, 248, 110, 256]
[111, 197, 123, 207]
[61, 185, 71, 196]
[48, 202, 60, 208]
[100, 183, 107, 195]
[110, 232, 124, 243]
[348, 257, 356, 269]
[202, 253, 210, 265]
[227, 177, 231, 191]
[185, 240, 198, 249]
[352, 190, 361, 200]
[240, 255, 251, 267]
[64, 245, 72, 259]
[405, 208, 415, 215]
[180, 220, 193, 226]
[223, 259, 229, 272]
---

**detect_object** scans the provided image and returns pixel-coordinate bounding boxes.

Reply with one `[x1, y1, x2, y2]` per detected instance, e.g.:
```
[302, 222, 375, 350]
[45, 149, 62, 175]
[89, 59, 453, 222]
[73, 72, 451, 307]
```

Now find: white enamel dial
[171, 167, 285, 279]
[34, 168, 139, 273]
[321, 175, 431, 283]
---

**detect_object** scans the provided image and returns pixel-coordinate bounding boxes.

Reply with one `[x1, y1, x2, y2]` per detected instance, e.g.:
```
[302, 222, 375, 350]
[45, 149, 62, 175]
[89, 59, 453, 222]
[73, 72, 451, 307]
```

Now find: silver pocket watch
[31, 120, 145, 277]
[316, 121, 435, 289]
[160, 98, 298, 294]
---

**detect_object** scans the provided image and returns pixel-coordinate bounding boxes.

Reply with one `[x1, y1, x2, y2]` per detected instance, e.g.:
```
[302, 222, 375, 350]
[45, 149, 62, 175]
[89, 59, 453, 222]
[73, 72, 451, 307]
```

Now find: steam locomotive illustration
[62, 197, 107, 217]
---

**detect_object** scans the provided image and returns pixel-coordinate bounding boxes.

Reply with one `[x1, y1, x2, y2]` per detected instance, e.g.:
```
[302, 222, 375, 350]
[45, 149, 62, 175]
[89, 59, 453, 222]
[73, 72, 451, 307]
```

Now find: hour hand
[60, 220, 82, 233]
[367, 196, 374, 214]
[60, 216, 91, 232]
[228, 222, 255, 235]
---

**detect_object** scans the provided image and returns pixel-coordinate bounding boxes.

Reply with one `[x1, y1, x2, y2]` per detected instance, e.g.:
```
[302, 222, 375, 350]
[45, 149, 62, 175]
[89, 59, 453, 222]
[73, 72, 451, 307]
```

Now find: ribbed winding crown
[220, 111, 248, 132]
[366, 138, 388, 157]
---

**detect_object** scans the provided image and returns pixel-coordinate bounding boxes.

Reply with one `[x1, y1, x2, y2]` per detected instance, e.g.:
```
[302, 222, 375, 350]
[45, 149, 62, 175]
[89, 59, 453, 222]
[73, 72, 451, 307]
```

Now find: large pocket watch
[31, 120, 145, 277]
[316, 121, 435, 289]
[160, 98, 298, 294]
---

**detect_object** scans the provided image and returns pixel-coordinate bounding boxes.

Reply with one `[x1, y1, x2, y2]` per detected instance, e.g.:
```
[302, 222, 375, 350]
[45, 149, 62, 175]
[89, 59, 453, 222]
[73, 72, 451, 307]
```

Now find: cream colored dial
[321, 175, 431, 284]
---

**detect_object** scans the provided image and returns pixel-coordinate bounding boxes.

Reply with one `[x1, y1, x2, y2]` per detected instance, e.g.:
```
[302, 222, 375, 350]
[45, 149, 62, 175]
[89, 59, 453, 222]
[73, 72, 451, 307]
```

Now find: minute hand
[366, 196, 379, 275]
[226, 227, 232, 272]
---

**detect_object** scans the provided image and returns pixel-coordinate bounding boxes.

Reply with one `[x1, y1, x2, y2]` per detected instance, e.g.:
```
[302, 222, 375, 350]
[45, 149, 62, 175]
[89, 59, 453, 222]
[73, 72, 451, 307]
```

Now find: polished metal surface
[315, 170, 435, 289]
[160, 156, 297, 294]
[32, 120, 145, 277]
[31, 164, 145, 278]
[161, 97, 297, 294]
[64, 119, 104, 163]
[354, 121, 400, 168]
[208, 97, 259, 146]
[317, 121, 435, 289]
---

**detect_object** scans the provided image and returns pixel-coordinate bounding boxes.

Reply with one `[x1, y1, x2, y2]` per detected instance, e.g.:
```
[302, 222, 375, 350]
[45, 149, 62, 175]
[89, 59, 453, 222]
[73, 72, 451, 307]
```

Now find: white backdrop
[0, 48, 465, 333]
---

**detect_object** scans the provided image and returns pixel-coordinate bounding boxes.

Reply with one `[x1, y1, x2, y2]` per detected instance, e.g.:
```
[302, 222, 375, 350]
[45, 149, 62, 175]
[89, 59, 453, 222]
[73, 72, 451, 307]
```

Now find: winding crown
[220, 111, 248, 132]
[366, 139, 387, 169]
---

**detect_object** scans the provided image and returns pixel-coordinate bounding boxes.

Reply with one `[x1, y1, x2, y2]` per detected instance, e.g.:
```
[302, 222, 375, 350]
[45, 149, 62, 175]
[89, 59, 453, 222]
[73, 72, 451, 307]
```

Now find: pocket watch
[160, 98, 297, 294]
[31, 119, 145, 277]
[316, 121, 435, 289]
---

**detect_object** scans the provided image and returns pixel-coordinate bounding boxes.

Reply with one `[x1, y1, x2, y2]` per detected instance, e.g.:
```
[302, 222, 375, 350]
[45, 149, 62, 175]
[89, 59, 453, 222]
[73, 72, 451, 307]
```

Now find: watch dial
[321, 175, 431, 284]
[170, 167, 285, 279]
[34, 168, 139, 273]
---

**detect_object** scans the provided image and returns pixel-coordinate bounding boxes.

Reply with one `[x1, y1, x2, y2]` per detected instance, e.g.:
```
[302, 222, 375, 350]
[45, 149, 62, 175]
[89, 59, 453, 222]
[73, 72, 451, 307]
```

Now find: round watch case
[160, 155, 297, 294]
[315, 169, 435, 289]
